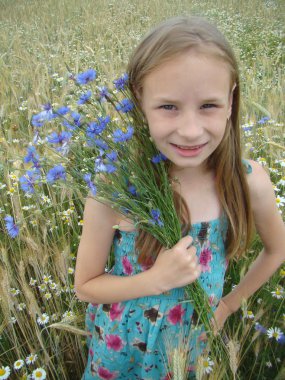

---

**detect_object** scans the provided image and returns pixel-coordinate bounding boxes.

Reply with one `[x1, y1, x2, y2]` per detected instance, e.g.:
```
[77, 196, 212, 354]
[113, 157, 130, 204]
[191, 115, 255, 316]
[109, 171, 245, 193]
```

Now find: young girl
[75, 16, 285, 379]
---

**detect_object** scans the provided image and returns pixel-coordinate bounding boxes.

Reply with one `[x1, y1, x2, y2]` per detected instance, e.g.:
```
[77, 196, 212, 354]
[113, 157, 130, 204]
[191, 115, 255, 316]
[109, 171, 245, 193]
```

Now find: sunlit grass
[0, 0, 284, 379]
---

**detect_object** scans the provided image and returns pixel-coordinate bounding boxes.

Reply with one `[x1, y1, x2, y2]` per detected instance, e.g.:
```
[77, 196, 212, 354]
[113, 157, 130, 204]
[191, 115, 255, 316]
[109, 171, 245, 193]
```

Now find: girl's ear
[227, 83, 236, 120]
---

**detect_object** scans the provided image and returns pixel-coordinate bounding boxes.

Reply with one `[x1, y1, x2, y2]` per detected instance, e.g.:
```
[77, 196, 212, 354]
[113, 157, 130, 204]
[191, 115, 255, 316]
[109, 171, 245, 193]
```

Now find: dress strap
[242, 159, 252, 174]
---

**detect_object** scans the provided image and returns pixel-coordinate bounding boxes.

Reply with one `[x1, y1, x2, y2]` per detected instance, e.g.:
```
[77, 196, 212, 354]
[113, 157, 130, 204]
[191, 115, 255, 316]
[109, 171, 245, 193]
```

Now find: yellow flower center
[273, 332, 279, 338]
[121, 127, 127, 133]
[0, 369, 6, 375]
[203, 360, 209, 367]
[35, 370, 42, 377]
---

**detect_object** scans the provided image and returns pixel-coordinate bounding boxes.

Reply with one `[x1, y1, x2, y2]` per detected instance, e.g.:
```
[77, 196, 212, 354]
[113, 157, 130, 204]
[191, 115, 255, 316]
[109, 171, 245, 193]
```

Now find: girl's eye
[201, 104, 217, 109]
[159, 105, 176, 111]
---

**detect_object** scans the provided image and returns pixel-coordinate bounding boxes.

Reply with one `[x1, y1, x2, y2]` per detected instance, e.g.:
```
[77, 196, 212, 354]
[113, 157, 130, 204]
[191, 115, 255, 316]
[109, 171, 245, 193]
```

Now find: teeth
[176, 144, 197, 150]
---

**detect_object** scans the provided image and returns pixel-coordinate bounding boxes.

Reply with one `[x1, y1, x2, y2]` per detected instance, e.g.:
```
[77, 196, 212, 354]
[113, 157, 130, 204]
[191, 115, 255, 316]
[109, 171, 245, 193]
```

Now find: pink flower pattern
[105, 334, 124, 351]
[109, 303, 124, 321]
[167, 304, 185, 325]
[199, 246, 213, 272]
[98, 366, 119, 379]
[122, 255, 133, 275]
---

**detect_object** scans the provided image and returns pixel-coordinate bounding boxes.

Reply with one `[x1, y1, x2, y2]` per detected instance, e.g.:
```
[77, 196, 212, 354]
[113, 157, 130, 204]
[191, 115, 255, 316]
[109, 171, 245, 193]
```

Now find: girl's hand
[211, 298, 233, 335]
[150, 235, 201, 294]
[199, 299, 234, 342]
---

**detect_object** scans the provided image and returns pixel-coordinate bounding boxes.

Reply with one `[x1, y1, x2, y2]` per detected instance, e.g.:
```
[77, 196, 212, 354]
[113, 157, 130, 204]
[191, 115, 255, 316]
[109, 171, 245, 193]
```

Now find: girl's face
[140, 51, 234, 174]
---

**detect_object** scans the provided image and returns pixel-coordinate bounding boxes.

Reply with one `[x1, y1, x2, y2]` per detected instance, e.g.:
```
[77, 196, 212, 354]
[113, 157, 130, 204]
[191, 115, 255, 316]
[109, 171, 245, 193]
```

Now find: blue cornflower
[93, 139, 109, 150]
[56, 106, 70, 116]
[76, 69, 96, 85]
[43, 103, 52, 111]
[106, 151, 118, 162]
[254, 323, 267, 334]
[113, 126, 134, 143]
[71, 112, 82, 127]
[116, 98, 134, 113]
[62, 120, 77, 131]
[47, 131, 72, 145]
[24, 146, 40, 165]
[86, 122, 103, 138]
[113, 73, 129, 90]
[94, 156, 116, 174]
[19, 169, 41, 194]
[46, 165, 66, 183]
[149, 209, 164, 227]
[278, 333, 285, 345]
[86, 116, 110, 139]
[83, 173, 97, 196]
[128, 185, 137, 196]
[4, 215, 19, 238]
[31, 110, 54, 127]
[257, 116, 270, 124]
[151, 152, 167, 164]
[31, 103, 55, 127]
[98, 86, 109, 102]
[77, 90, 92, 105]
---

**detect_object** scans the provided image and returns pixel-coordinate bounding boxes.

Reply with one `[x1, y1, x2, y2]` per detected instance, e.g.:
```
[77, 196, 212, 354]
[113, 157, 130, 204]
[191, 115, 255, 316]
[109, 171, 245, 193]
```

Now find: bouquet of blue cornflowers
[20, 68, 233, 376]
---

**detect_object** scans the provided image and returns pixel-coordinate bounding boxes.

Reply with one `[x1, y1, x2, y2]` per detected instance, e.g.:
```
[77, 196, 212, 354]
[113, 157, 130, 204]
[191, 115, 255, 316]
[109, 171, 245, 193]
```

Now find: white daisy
[244, 310, 254, 319]
[17, 303, 26, 311]
[44, 292, 52, 300]
[25, 353, 38, 365]
[31, 368, 47, 380]
[49, 282, 57, 291]
[38, 284, 47, 292]
[40, 195, 51, 204]
[10, 317, 17, 324]
[68, 267, 74, 274]
[14, 359, 24, 370]
[202, 357, 214, 374]
[265, 361, 272, 368]
[276, 196, 285, 208]
[42, 275, 52, 284]
[271, 286, 284, 299]
[37, 313, 49, 326]
[0, 366, 11, 379]
[29, 278, 37, 286]
[278, 177, 285, 186]
[267, 327, 283, 341]
[257, 157, 267, 167]
[62, 310, 74, 322]
[10, 288, 20, 296]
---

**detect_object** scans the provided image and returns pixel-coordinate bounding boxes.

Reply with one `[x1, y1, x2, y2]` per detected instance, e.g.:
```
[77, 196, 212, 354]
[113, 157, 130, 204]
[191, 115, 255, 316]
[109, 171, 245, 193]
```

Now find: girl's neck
[169, 162, 214, 186]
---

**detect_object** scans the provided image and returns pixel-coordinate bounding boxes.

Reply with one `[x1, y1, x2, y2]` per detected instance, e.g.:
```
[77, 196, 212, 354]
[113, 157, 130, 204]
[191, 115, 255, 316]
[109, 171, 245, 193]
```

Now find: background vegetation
[0, 0, 284, 379]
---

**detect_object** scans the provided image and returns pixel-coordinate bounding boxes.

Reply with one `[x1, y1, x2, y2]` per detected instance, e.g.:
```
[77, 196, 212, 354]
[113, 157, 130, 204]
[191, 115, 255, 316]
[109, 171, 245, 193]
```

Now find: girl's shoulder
[243, 159, 276, 214]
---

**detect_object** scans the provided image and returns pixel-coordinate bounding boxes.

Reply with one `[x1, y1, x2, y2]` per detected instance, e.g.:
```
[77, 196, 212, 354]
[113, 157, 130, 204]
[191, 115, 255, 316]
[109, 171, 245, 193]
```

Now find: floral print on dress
[199, 245, 213, 272]
[122, 255, 133, 275]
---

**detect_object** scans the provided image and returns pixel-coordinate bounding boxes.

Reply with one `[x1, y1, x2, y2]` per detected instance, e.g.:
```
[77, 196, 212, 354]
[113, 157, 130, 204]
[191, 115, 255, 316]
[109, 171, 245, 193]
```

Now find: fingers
[174, 235, 193, 250]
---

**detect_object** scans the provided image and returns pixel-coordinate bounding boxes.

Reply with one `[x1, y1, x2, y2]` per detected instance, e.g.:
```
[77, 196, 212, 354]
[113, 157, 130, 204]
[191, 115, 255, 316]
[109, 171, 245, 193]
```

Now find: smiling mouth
[171, 143, 207, 150]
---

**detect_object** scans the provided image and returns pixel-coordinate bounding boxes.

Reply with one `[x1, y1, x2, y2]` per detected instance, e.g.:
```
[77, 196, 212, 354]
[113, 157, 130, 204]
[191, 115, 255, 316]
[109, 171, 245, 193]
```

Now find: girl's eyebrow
[152, 96, 179, 103]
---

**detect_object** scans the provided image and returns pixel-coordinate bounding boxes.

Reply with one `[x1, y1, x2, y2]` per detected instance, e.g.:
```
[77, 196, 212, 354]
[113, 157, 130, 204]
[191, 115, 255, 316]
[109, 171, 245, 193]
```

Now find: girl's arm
[75, 197, 200, 304]
[215, 160, 285, 328]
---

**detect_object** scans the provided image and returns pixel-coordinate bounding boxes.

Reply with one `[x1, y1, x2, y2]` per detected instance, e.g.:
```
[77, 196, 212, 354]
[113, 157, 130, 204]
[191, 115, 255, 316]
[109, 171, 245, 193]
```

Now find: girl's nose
[177, 111, 203, 140]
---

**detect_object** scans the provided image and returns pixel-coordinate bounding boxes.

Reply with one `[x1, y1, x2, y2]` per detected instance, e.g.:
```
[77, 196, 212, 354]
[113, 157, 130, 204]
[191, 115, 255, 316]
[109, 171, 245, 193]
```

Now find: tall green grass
[0, 0, 284, 379]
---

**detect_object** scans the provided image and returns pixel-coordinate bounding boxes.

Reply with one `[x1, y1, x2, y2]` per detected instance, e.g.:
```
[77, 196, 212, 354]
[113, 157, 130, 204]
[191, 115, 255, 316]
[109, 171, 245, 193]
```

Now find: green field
[0, 0, 284, 379]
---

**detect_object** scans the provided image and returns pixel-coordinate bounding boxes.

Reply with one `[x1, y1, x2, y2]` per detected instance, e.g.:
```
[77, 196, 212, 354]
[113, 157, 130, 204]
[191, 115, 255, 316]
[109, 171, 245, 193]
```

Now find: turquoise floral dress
[82, 216, 228, 380]
[82, 158, 252, 380]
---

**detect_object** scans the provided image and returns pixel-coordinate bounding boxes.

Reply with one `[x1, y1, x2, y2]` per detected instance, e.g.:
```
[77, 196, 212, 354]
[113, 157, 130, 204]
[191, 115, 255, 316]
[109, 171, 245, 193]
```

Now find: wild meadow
[0, 0, 284, 379]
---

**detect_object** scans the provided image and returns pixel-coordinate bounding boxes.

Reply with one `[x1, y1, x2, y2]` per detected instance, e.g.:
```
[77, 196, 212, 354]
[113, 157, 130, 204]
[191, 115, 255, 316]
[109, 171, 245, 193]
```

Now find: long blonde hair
[127, 16, 253, 263]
